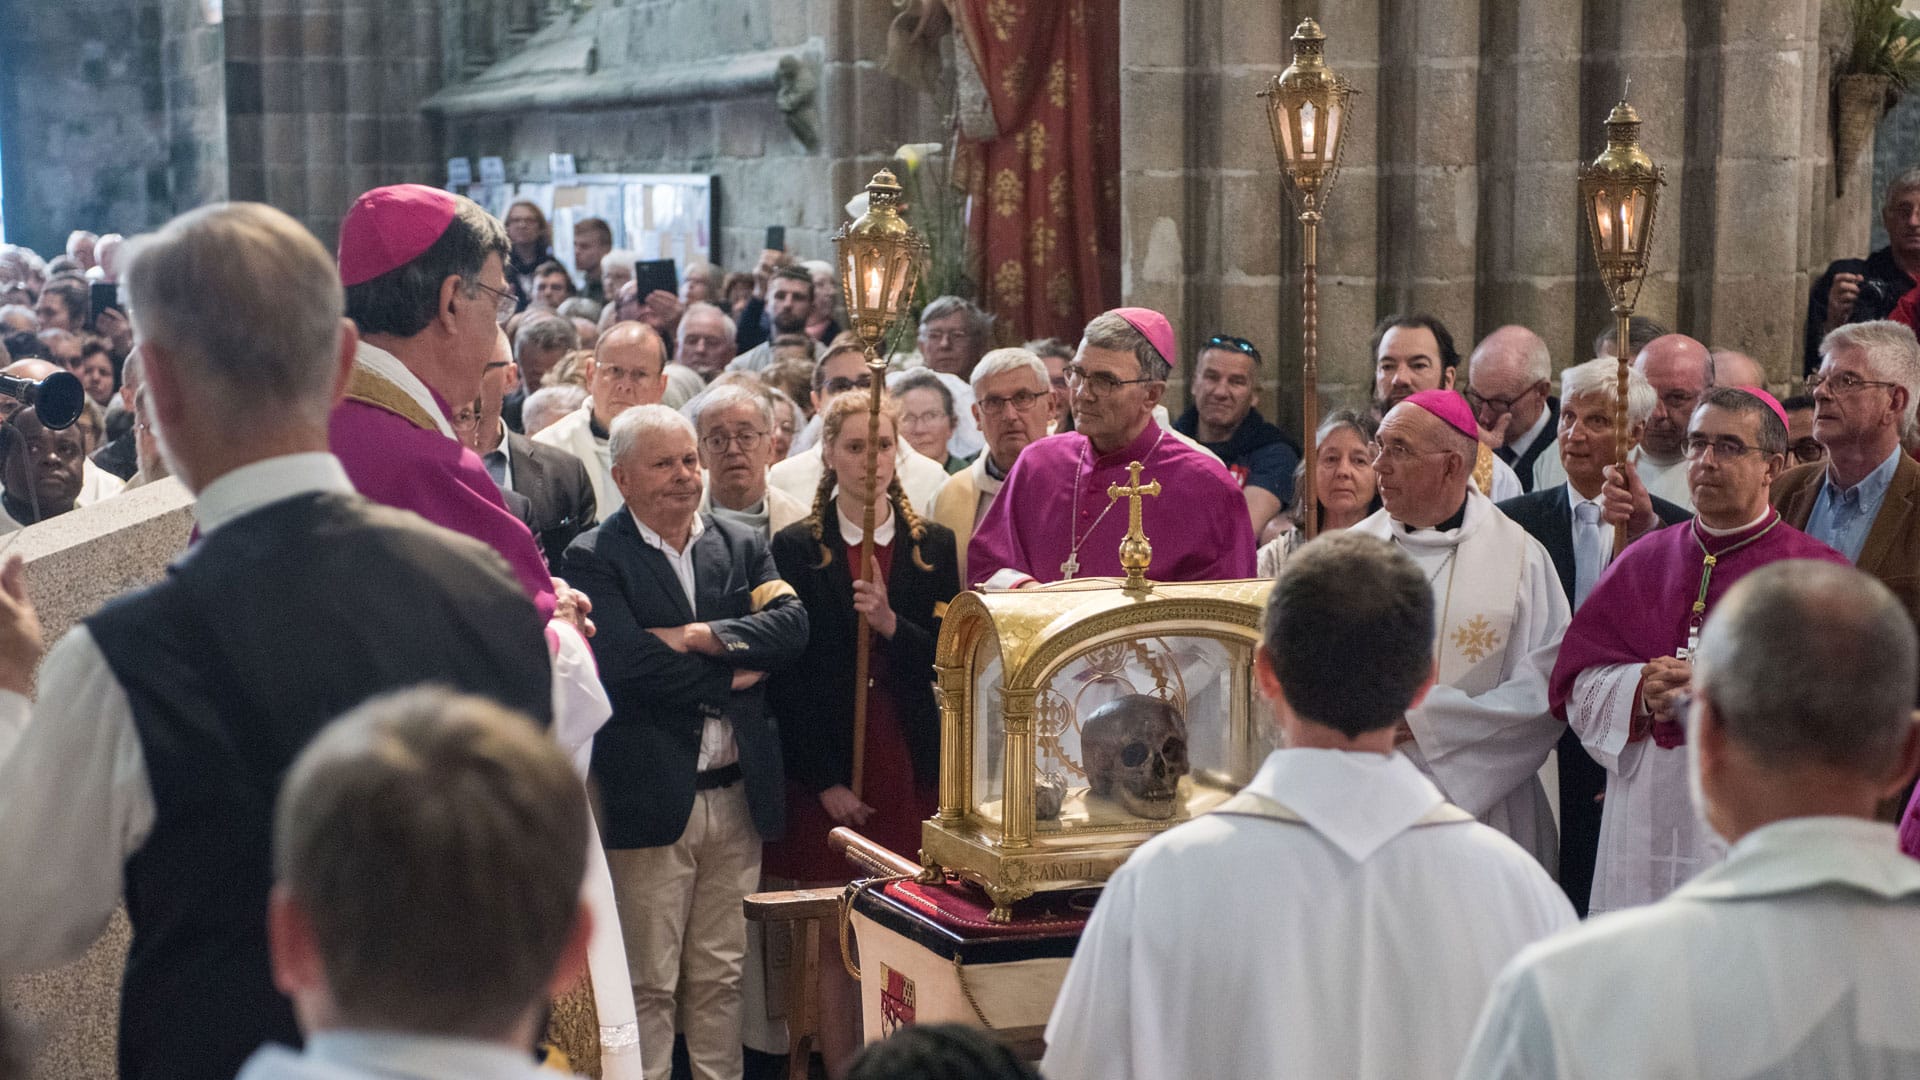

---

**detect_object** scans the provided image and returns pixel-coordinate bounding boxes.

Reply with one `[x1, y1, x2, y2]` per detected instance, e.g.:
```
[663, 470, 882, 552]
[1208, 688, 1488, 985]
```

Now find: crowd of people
[0, 173, 1913, 1080]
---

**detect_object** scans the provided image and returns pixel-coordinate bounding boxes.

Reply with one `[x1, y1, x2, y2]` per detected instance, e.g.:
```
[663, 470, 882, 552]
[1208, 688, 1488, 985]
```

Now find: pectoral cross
[1109, 460, 1161, 591]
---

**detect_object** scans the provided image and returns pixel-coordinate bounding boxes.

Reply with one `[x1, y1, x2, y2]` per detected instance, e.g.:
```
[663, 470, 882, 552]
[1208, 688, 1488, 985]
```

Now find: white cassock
[1534, 446, 1692, 510]
[1042, 748, 1574, 1080]
[1458, 816, 1920, 1079]
[1564, 662, 1727, 913]
[1349, 490, 1571, 866]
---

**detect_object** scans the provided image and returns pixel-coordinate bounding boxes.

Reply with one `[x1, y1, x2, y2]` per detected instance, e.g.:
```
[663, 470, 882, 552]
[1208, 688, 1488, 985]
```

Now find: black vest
[86, 492, 552, 1080]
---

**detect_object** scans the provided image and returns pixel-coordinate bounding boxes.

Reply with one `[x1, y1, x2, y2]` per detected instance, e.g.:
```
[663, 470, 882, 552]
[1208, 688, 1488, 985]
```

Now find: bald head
[1633, 334, 1713, 459]
[1466, 326, 1552, 442]
[1709, 348, 1765, 389]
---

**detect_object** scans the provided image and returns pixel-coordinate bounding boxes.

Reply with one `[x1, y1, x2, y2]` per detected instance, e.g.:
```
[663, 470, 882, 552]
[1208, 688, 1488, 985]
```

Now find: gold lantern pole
[1261, 17, 1355, 541]
[833, 168, 927, 799]
[1577, 99, 1665, 553]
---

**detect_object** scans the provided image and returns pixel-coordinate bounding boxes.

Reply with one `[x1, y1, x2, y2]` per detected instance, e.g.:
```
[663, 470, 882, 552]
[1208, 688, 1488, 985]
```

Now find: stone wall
[430, 0, 944, 272]
[1122, 0, 1850, 423]
[0, 0, 227, 254]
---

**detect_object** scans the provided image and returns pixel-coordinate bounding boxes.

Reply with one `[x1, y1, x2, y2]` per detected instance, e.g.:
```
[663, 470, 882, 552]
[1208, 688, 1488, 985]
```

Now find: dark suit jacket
[562, 509, 809, 848]
[1774, 452, 1920, 630]
[507, 429, 598, 568]
[1497, 481, 1691, 606]
[1496, 397, 1560, 493]
[767, 506, 959, 795]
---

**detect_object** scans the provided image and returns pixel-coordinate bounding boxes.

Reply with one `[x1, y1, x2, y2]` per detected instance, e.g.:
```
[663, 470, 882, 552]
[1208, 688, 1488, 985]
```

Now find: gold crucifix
[1108, 460, 1161, 593]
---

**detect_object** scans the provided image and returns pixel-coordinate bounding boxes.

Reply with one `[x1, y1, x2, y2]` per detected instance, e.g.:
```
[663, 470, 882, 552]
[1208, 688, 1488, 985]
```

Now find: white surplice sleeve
[1041, 864, 1142, 1080]
[547, 620, 612, 776]
[0, 626, 155, 973]
[1454, 959, 1565, 1080]
[1404, 545, 1570, 817]
[1566, 662, 1649, 777]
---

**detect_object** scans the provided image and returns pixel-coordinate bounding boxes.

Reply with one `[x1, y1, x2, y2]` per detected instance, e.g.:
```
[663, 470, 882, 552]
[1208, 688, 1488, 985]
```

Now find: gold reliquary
[919, 574, 1272, 922]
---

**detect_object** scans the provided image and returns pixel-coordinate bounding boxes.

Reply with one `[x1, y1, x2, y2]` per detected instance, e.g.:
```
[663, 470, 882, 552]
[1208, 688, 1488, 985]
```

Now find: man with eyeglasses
[766, 342, 950, 513]
[1551, 386, 1846, 913]
[969, 308, 1254, 589]
[1781, 394, 1822, 466]
[1465, 326, 1557, 492]
[536, 321, 671, 519]
[1349, 389, 1570, 868]
[932, 347, 1056, 583]
[1172, 334, 1300, 543]
[693, 382, 806, 539]
[468, 328, 599, 568]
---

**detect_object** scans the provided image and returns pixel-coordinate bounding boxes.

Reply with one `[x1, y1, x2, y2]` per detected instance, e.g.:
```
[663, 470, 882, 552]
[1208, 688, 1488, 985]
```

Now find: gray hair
[608, 402, 696, 467]
[602, 249, 636, 278]
[891, 369, 955, 420]
[515, 314, 580, 360]
[1887, 167, 1920, 210]
[1559, 355, 1657, 428]
[1821, 319, 1920, 433]
[686, 382, 774, 432]
[919, 295, 992, 342]
[120, 202, 344, 431]
[1693, 386, 1787, 455]
[799, 259, 834, 279]
[1695, 561, 1917, 774]
[556, 296, 603, 323]
[522, 384, 587, 435]
[1079, 310, 1170, 382]
[969, 347, 1049, 395]
[677, 300, 737, 342]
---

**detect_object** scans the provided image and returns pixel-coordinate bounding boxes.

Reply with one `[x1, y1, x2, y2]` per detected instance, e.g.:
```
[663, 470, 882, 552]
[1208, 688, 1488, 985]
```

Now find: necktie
[1573, 500, 1605, 609]
[484, 449, 509, 490]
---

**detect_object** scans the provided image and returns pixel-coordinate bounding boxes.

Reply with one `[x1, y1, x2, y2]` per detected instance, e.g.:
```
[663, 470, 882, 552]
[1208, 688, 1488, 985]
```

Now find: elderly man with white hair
[1497, 357, 1691, 915]
[690, 382, 806, 538]
[931, 347, 1054, 584]
[676, 301, 739, 381]
[561, 403, 807, 1080]
[1466, 326, 1557, 492]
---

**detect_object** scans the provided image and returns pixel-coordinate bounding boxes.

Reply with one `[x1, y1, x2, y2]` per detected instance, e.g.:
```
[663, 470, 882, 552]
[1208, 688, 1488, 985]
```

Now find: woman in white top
[1256, 409, 1381, 577]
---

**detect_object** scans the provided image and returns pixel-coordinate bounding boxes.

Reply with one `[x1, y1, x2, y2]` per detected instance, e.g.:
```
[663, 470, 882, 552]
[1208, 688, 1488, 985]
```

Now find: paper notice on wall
[552, 186, 588, 210]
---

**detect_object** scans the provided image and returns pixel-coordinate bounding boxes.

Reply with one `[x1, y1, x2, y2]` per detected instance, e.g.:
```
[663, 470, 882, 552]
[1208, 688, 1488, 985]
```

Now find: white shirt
[0, 453, 354, 974]
[1459, 816, 1920, 1079]
[1042, 748, 1574, 1080]
[631, 512, 737, 772]
[533, 402, 618, 523]
[1534, 444, 1694, 510]
[237, 1030, 556, 1080]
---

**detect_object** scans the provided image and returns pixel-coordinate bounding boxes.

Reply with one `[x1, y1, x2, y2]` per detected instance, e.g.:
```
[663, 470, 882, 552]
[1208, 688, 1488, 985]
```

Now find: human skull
[1082, 695, 1189, 820]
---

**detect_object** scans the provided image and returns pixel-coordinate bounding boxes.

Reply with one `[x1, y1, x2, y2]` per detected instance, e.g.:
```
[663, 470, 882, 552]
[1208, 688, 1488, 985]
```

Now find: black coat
[767, 505, 958, 795]
[562, 509, 809, 848]
[1495, 397, 1560, 494]
[1497, 481, 1691, 606]
[505, 428, 598, 568]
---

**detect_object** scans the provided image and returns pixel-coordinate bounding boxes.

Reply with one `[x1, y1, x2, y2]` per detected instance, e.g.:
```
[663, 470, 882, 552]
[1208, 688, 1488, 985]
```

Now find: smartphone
[88, 282, 120, 331]
[765, 225, 786, 252]
[633, 259, 679, 300]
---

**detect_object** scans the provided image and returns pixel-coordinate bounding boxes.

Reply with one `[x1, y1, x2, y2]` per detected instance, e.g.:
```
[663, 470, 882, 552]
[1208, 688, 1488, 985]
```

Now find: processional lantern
[833, 168, 927, 799]
[1260, 17, 1355, 539]
[1577, 98, 1665, 552]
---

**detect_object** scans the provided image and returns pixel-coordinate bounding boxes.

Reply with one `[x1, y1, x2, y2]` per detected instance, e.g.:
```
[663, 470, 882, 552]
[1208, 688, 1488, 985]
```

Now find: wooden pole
[1300, 209, 1322, 540]
[1612, 303, 1631, 555]
[849, 347, 887, 799]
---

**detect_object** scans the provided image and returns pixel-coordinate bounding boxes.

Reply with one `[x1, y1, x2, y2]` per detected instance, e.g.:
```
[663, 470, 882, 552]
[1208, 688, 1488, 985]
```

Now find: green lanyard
[1684, 514, 1781, 657]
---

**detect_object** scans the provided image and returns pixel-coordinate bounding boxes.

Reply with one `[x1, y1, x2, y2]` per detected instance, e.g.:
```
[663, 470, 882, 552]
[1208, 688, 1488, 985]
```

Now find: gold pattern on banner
[992, 169, 1023, 218]
[994, 260, 1026, 304]
[1029, 222, 1057, 266]
[1000, 56, 1028, 102]
[986, 0, 1019, 42]
[1046, 59, 1069, 108]
[1450, 615, 1502, 664]
[1048, 269, 1075, 317]
[1048, 173, 1069, 218]
[1026, 120, 1049, 172]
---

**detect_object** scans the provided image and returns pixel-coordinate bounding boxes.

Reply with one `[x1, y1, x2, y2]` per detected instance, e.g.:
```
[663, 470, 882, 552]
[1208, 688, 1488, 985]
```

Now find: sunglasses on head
[1207, 335, 1261, 362]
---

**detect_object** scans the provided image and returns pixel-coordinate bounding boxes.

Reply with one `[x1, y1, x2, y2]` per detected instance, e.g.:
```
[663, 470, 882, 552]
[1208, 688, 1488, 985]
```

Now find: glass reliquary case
[918, 571, 1273, 922]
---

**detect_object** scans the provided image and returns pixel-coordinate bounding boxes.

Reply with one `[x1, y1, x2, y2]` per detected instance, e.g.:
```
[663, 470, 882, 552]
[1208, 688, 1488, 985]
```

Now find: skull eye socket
[1120, 742, 1150, 768]
[1165, 737, 1187, 760]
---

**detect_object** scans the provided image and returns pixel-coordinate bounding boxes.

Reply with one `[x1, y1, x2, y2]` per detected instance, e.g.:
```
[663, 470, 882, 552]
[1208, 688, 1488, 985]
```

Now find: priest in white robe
[1461, 561, 1920, 1079]
[1043, 534, 1573, 1080]
[1348, 390, 1570, 866]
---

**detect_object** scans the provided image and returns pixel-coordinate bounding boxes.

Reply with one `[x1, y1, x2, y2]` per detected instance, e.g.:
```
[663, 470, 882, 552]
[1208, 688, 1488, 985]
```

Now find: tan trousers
[607, 783, 763, 1080]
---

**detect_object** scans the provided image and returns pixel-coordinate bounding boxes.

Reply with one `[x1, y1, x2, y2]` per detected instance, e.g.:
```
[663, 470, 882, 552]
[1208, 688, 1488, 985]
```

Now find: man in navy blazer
[1497, 357, 1688, 917]
[561, 404, 807, 1080]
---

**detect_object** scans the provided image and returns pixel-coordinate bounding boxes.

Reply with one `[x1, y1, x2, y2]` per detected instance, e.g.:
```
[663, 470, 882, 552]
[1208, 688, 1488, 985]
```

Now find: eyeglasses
[822, 374, 873, 395]
[701, 430, 767, 454]
[1206, 334, 1262, 362]
[1369, 441, 1454, 465]
[1808, 370, 1900, 397]
[1065, 363, 1156, 397]
[1464, 384, 1543, 416]
[1682, 434, 1768, 460]
[900, 409, 952, 428]
[1787, 437, 1825, 464]
[978, 389, 1049, 415]
[921, 330, 972, 346]
[469, 279, 518, 322]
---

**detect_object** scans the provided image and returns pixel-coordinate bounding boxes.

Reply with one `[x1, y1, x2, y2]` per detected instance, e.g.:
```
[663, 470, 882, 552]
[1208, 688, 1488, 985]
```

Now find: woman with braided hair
[766, 390, 958, 1070]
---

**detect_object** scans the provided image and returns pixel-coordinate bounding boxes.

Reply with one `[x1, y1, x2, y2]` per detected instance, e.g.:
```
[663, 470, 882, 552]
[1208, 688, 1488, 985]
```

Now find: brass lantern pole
[1260, 17, 1355, 540]
[833, 168, 927, 799]
[1577, 99, 1665, 553]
